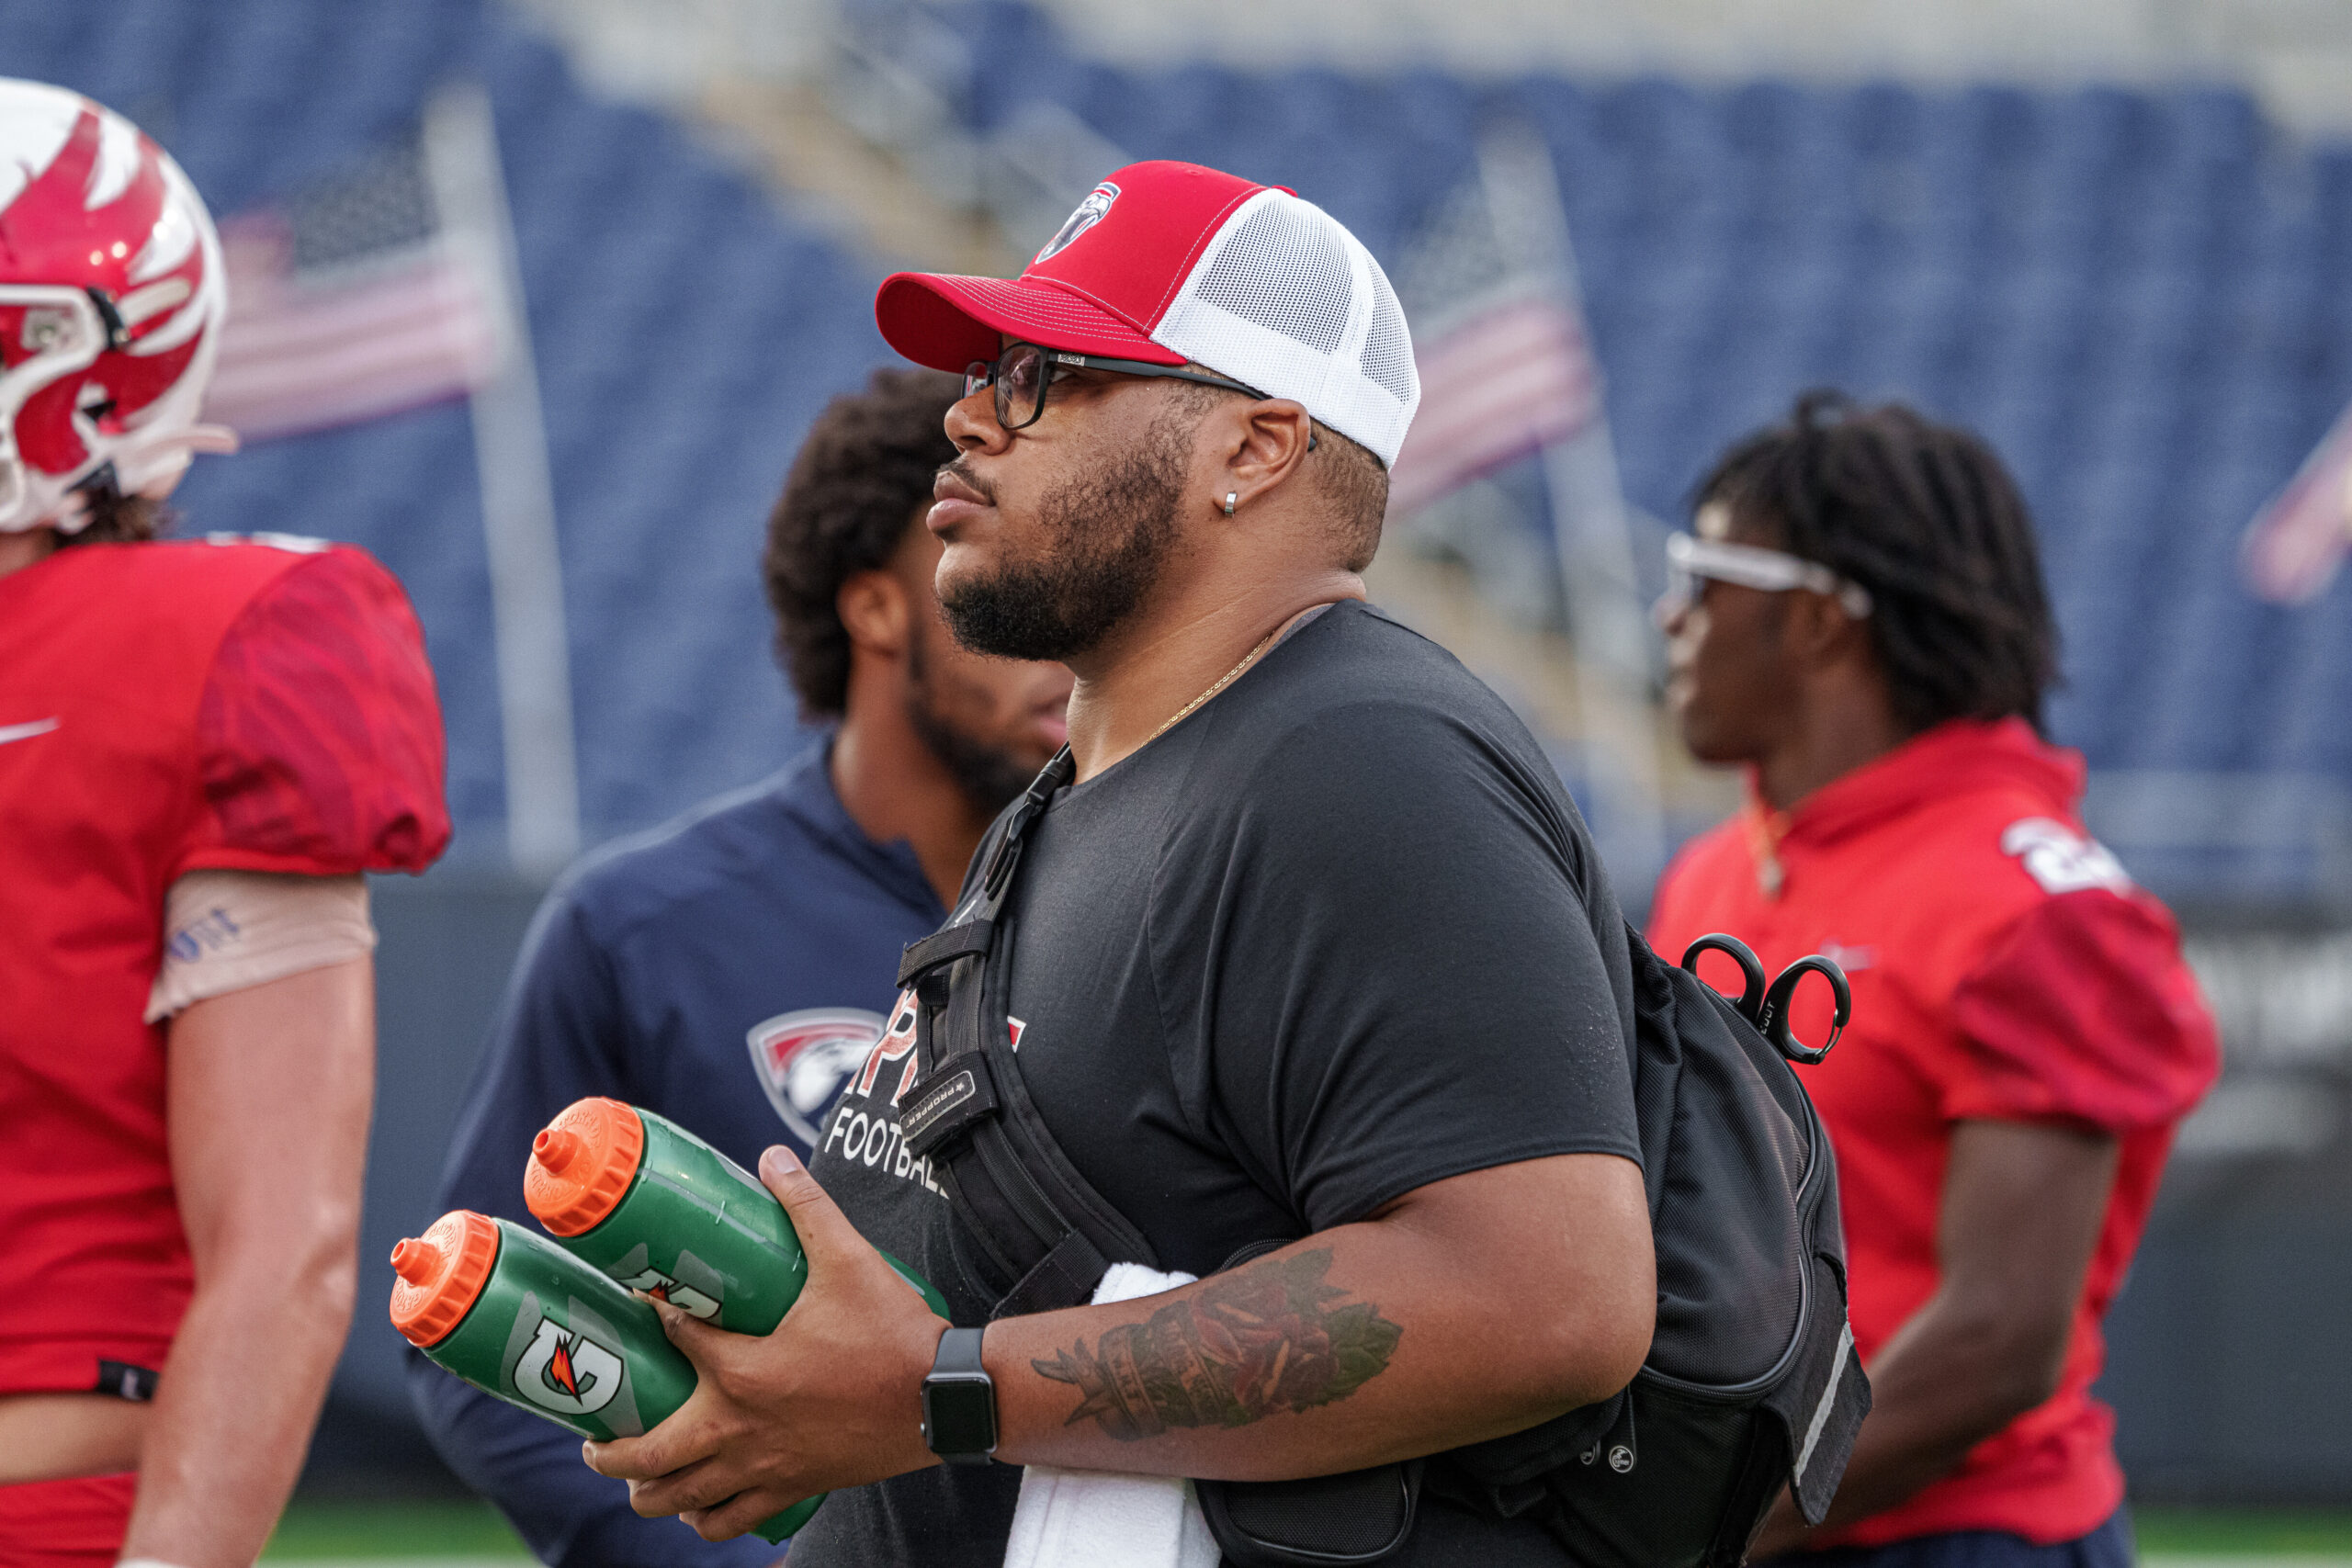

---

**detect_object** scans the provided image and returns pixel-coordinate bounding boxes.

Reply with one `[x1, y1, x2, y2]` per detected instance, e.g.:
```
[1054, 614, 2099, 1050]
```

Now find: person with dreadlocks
[1647, 392, 2217, 1568]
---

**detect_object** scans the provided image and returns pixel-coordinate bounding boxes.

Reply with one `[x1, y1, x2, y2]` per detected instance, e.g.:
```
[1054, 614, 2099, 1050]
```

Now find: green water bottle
[390, 1210, 817, 1543]
[521, 1096, 951, 1330]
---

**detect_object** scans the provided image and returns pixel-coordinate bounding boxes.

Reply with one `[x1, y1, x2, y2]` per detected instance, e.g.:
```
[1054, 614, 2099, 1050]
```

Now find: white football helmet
[0, 79, 234, 535]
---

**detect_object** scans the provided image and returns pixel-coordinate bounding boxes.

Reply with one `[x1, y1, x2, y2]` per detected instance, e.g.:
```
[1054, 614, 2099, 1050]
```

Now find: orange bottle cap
[524, 1097, 646, 1237]
[389, 1210, 500, 1348]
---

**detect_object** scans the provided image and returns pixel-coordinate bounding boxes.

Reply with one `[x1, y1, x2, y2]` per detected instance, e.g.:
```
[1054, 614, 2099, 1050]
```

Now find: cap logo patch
[1035, 181, 1119, 265]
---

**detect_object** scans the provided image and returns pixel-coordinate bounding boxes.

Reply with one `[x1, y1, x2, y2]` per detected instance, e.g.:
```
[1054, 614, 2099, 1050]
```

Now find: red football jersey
[0, 537, 447, 1411]
[1648, 719, 2217, 1549]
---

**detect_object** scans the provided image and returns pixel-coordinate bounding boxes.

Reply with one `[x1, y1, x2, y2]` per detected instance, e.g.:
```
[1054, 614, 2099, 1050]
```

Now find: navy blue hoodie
[410, 743, 944, 1565]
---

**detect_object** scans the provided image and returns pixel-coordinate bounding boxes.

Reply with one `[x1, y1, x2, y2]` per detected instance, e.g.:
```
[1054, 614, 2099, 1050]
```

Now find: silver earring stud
[1223, 491, 1238, 517]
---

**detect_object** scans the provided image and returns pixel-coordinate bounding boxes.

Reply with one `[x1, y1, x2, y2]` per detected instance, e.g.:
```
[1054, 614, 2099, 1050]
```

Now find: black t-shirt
[795, 601, 1644, 1566]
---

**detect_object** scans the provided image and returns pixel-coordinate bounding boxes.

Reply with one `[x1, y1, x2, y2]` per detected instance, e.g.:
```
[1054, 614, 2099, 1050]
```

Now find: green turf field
[259, 1499, 2352, 1562]
[262, 1500, 527, 1560]
[2136, 1509, 2352, 1559]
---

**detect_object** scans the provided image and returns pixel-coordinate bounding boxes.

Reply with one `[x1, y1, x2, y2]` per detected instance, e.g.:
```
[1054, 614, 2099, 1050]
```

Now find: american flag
[1385, 291, 1602, 517]
[204, 140, 498, 443]
[2242, 400, 2352, 604]
[1385, 159, 1607, 519]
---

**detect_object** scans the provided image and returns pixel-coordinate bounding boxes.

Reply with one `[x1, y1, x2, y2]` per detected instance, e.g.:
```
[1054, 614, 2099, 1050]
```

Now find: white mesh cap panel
[1189, 198, 1351, 352]
[1150, 189, 1419, 467]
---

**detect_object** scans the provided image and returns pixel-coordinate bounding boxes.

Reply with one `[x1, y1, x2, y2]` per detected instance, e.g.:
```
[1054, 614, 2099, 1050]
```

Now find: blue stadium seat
[0, 0, 888, 852]
[23, 0, 2352, 897]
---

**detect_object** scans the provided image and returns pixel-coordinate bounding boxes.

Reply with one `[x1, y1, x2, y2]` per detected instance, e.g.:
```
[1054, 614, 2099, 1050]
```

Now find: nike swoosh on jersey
[0, 717, 61, 745]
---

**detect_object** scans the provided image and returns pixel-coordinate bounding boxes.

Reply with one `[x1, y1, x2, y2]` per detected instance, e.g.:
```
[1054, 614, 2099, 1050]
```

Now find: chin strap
[12, 423, 243, 536]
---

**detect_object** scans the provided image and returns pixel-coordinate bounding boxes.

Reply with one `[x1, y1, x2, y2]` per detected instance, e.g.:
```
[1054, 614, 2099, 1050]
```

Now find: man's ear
[837, 568, 912, 659]
[1792, 590, 1871, 671]
[1216, 397, 1316, 513]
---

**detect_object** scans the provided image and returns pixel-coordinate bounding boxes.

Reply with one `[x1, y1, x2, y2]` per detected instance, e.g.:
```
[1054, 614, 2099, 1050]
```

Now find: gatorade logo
[618, 1266, 721, 1321]
[514, 1318, 625, 1416]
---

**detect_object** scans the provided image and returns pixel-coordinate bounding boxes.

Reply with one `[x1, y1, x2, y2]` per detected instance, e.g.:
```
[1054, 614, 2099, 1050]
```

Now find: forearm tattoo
[1032, 1247, 1403, 1441]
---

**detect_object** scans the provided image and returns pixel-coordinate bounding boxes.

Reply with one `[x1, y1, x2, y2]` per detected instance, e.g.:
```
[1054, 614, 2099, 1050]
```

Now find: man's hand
[1750, 1119, 2118, 1558]
[590, 1149, 1653, 1539]
[582, 1146, 946, 1541]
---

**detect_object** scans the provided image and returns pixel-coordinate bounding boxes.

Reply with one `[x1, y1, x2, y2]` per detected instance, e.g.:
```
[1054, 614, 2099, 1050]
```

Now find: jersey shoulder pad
[183, 545, 451, 877]
[1949, 880, 2218, 1131]
[1993, 814, 2135, 897]
[1904, 777, 2133, 911]
[40, 534, 323, 628]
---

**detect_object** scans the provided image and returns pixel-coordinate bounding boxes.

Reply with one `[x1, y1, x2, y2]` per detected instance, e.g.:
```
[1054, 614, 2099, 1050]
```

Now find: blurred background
[16, 0, 2352, 1554]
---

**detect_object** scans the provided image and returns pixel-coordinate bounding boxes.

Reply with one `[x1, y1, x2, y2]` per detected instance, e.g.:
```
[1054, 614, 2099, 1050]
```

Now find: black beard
[904, 622, 1039, 815]
[938, 417, 1184, 661]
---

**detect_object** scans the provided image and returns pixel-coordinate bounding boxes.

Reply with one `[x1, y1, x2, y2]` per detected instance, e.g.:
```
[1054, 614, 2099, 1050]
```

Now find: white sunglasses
[1658, 531, 1874, 621]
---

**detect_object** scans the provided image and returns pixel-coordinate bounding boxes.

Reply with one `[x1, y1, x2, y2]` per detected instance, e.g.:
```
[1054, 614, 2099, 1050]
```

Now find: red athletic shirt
[0, 536, 448, 1405]
[1647, 719, 2216, 1549]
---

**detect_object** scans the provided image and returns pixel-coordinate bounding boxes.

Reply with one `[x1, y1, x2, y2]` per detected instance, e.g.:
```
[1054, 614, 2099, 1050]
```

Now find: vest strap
[899, 920, 996, 987]
[989, 1228, 1114, 1321]
[901, 1054, 1001, 1158]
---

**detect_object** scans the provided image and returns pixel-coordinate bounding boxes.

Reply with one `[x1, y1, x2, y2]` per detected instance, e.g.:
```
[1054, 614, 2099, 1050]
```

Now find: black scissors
[1679, 933, 1851, 1066]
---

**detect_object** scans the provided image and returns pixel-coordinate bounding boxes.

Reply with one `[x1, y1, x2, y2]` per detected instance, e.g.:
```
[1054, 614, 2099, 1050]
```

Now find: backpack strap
[895, 748, 1159, 1319]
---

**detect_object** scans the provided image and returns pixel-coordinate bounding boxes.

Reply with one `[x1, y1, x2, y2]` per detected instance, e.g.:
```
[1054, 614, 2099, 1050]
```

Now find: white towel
[1000, 1262, 1219, 1568]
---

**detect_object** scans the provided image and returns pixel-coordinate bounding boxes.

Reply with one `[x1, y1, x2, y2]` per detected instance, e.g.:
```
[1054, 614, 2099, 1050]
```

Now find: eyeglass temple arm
[1052, 355, 1317, 449]
[982, 346, 1320, 451]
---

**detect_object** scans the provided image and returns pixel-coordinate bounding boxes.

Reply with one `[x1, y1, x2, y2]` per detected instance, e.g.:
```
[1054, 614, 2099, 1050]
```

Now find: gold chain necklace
[1143, 625, 1283, 747]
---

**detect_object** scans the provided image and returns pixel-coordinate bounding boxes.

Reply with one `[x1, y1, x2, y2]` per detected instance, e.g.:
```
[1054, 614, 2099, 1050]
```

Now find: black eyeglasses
[963, 341, 1272, 432]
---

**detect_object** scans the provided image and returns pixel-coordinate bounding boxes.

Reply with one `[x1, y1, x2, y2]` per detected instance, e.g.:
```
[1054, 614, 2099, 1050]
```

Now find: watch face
[924, 1377, 998, 1456]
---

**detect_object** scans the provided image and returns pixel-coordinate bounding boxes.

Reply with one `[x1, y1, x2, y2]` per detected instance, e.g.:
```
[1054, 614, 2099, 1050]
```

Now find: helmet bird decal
[0, 79, 232, 534]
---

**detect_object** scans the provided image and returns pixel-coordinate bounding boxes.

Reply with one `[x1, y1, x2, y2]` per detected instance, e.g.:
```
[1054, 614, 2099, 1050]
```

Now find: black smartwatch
[922, 1325, 998, 1465]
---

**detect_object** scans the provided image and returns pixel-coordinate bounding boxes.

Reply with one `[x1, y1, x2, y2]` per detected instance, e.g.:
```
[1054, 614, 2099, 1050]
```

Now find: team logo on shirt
[822, 995, 1030, 1200]
[746, 1007, 889, 1145]
[850, 990, 922, 1106]
[0, 716, 59, 747]
[514, 1318, 625, 1416]
[2000, 818, 2134, 897]
[1816, 941, 1876, 975]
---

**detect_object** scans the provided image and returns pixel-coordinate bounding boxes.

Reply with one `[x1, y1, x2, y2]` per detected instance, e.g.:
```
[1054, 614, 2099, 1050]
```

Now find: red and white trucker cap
[875, 160, 1420, 467]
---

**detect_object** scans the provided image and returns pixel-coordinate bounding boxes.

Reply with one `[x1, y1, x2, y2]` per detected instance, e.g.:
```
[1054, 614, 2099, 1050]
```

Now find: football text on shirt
[824, 987, 1029, 1201]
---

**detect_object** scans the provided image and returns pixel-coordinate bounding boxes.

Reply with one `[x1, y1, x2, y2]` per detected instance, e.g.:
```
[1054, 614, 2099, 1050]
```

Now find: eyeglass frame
[1657, 530, 1873, 623]
[963, 341, 1315, 448]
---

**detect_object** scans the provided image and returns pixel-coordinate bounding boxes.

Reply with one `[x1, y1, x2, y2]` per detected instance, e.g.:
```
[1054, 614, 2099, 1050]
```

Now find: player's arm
[1751, 882, 2216, 1555]
[121, 542, 451, 1563]
[119, 955, 375, 1568]
[586, 1144, 1653, 1541]
[1748, 1119, 2118, 1556]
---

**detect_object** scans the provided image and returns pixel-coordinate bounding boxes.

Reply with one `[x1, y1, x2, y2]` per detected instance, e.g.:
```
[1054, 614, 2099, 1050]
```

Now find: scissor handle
[1681, 934, 1767, 1024]
[1757, 955, 1851, 1066]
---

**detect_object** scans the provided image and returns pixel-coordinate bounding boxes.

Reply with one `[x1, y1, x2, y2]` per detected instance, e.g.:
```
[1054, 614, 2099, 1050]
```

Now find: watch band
[933, 1324, 988, 1379]
[922, 1325, 998, 1465]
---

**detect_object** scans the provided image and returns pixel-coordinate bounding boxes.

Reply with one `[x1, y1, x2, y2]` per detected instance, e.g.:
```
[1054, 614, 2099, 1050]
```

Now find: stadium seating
[15, 0, 2347, 901]
[876, 1, 2352, 902]
[16, 0, 2348, 1500]
[0, 0, 882, 860]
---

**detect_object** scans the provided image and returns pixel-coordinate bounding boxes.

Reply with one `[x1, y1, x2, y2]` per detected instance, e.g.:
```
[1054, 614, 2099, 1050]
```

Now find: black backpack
[893, 753, 1871, 1567]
